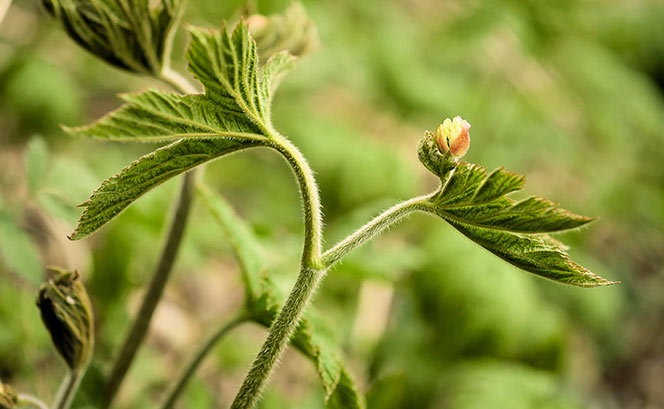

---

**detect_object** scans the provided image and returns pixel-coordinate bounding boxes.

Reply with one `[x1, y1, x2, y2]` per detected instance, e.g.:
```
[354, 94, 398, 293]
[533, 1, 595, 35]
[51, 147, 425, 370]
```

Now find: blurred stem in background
[103, 69, 198, 408]
[53, 370, 85, 409]
[104, 171, 195, 408]
[161, 313, 251, 409]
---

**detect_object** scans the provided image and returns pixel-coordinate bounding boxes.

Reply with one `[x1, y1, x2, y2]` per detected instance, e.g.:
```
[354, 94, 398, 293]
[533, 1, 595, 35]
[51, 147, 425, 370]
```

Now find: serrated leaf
[67, 90, 263, 142]
[199, 187, 364, 408]
[43, 0, 182, 74]
[186, 23, 296, 129]
[418, 133, 615, 287]
[446, 220, 612, 287]
[68, 23, 296, 238]
[433, 164, 594, 233]
[69, 138, 260, 239]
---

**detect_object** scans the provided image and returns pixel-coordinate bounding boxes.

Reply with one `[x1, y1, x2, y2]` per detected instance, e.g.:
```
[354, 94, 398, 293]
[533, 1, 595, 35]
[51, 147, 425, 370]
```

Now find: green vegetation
[1, 1, 662, 408]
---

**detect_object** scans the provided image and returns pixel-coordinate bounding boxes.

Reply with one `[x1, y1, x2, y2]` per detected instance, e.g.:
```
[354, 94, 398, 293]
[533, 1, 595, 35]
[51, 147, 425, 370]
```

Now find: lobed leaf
[446, 220, 614, 287]
[186, 24, 296, 129]
[199, 187, 365, 408]
[432, 164, 594, 233]
[68, 22, 296, 238]
[66, 91, 263, 142]
[418, 133, 615, 287]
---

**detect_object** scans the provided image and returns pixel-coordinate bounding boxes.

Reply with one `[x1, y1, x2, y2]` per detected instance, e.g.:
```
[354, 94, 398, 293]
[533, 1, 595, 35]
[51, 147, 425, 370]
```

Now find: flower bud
[0, 381, 17, 409]
[434, 116, 471, 157]
[37, 268, 94, 371]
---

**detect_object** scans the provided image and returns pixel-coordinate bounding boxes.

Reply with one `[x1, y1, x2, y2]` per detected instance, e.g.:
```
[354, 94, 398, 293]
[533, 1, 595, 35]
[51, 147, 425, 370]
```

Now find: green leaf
[197, 184, 264, 298]
[67, 90, 264, 142]
[418, 133, 616, 287]
[67, 22, 296, 238]
[69, 138, 260, 240]
[43, 0, 182, 74]
[186, 23, 295, 130]
[432, 164, 594, 233]
[199, 187, 365, 408]
[25, 136, 49, 194]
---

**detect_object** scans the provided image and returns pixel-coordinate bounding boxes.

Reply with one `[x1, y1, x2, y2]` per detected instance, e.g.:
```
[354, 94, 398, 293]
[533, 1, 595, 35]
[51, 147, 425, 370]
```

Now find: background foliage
[1, 0, 663, 408]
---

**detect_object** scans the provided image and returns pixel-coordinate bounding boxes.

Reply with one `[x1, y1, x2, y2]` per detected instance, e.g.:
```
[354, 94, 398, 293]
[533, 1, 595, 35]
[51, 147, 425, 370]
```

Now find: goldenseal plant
[33, 1, 617, 408]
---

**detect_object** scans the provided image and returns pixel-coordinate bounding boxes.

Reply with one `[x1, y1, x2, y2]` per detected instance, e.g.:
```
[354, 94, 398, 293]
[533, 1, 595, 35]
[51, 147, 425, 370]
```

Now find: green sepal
[36, 267, 95, 371]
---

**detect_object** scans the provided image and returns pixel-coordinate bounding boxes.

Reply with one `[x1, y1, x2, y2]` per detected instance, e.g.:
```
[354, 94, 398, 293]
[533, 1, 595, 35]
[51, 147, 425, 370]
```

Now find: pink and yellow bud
[434, 116, 471, 158]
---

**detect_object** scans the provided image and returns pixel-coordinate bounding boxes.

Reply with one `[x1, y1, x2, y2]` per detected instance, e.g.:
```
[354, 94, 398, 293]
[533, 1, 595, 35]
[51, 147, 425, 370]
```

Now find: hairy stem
[322, 194, 434, 267]
[161, 314, 250, 409]
[104, 171, 195, 408]
[230, 266, 326, 409]
[231, 133, 325, 408]
[53, 370, 84, 409]
[269, 135, 323, 267]
[18, 394, 49, 409]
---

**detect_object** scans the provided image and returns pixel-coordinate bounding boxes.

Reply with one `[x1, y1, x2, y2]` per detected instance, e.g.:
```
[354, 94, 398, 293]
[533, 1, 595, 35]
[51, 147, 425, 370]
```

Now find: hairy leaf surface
[43, 0, 182, 74]
[418, 134, 615, 287]
[199, 187, 365, 408]
[68, 22, 295, 239]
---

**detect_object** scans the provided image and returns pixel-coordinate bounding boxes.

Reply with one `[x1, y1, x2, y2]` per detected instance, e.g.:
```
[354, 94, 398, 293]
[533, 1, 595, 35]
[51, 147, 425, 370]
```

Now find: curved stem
[268, 135, 323, 267]
[104, 171, 195, 408]
[161, 314, 250, 409]
[230, 265, 326, 409]
[53, 370, 84, 409]
[322, 194, 434, 267]
[17, 394, 49, 409]
[230, 132, 325, 408]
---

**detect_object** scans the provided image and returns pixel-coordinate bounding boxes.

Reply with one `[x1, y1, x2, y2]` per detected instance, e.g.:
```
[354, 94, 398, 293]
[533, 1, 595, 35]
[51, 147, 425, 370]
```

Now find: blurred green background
[1, 0, 663, 408]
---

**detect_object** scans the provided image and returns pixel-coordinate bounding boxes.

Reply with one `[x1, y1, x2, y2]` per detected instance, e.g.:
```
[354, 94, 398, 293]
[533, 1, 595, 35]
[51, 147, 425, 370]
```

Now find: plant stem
[53, 370, 84, 409]
[17, 394, 49, 409]
[322, 194, 434, 267]
[230, 133, 325, 408]
[269, 135, 323, 267]
[103, 171, 195, 408]
[103, 67, 198, 408]
[161, 314, 250, 409]
[230, 266, 326, 409]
